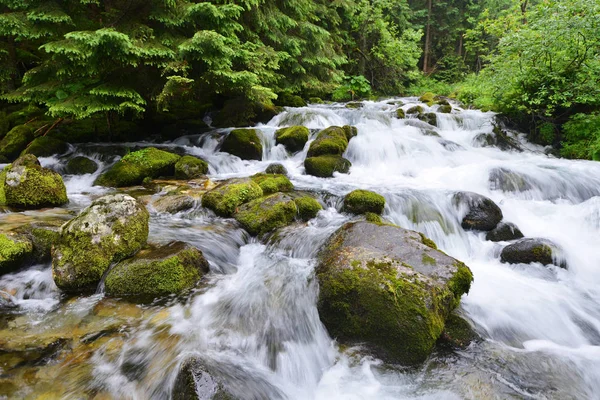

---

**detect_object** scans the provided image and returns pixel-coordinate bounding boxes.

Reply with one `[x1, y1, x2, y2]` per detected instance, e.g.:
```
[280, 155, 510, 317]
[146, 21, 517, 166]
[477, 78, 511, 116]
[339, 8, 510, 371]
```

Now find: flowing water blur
[2, 99, 600, 399]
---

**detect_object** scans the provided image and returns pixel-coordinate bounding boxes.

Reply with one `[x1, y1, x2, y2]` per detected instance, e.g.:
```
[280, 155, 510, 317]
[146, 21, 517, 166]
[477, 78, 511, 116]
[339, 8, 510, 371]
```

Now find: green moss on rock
[265, 163, 288, 175]
[0, 233, 33, 274]
[406, 105, 423, 115]
[202, 178, 263, 217]
[95, 147, 181, 187]
[66, 156, 98, 175]
[52, 194, 149, 293]
[294, 196, 322, 221]
[439, 105, 453, 114]
[342, 125, 358, 140]
[304, 155, 351, 178]
[276, 93, 307, 108]
[4, 155, 68, 209]
[21, 136, 69, 157]
[251, 173, 293, 195]
[417, 112, 438, 127]
[396, 109, 406, 119]
[13, 222, 63, 263]
[175, 155, 209, 179]
[275, 126, 309, 153]
[221, 129, 263, 161]
[343, 189, 385, 215]
[234, 193, 298, 236]
[0, 165, 7, 205]
[307, 126, 349, 158]
[419, 92, 435, 106]
[438, 313, 479, 350]
[0, 125, 34, 161]
[105, 242, 209, 302]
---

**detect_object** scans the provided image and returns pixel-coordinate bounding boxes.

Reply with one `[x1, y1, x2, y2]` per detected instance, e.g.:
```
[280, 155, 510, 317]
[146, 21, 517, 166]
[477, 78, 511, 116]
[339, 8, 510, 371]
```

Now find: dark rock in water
[13, 221, 62, 263]
[500, 238, 567, 268]
[342, 189, 385, 215]
[304, 155, 351, 178]
[221, 129, 263, 161]
[21, 136, 69, 158]
[473, 125, 522, 152]
[438, 105, 452, 114]
[317, 221, 473, 365]
[489, 168, 532, 192]
[345, 102, 363, 109]
[104, 241, 209, 302]
[486, 222, 524, 242]
[4, 154, 68, 209]
[453, 192, 503, 231]
[406, 105, 424, 115]
[175, 155, 209, 179]
[265, 163, 287, 175]
[275, 92, 307, 108]
[396, 108, 405, 119]
[173, 358, 231, 400]
[67, 156, 98, 175]
[417, 112, 438, 127]
[424, 130, 441, 137]
[275, 126, 309, 153]
[438, 139, 464, 151]
[0, 232, 33, 275]
[234, 193, 298, 236]
[437, 313, 480, 350]
[202, 178, 263, 217]
[52, 194, 149, 293]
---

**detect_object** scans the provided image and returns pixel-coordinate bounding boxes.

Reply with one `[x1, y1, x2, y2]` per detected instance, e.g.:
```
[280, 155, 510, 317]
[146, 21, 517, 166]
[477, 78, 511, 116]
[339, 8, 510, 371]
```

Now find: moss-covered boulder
[0, 125, 34, 161]
[105, 242, 209, 302]
[212, 97, 281, 128]
[406, 105, 424, 115]
[202, 178, 263, 217]
[13, 222, 62, 263]
[500, 238, 566, 268]
[437, 313, 480, 350]
[66, 156, 98, 175]
[0, 165, 7, 205]
[21, 136, 69, 158]
[4, 154, 68, 209]
[396, 109, 406, 119]
[234, 193, 298, 236]
[175, 155, 209, 179]
[342, 125, 358, 140]
[306, 126, 349, 158]
[95, 147, 181, 187]
[417, 112, 438, 127]
[0, 233, 33, 274]
[251, 173, 293, 195]
[486, 222, 524, 242]
[221, 129, 263, 161]
[317, 221, 473, 364]
[343, 189, 386, 215]
[275, 92, 307, 108]
[265, 163, 288, 175]
[152, 195, 195, 214]
[345, 102, 363, 109]
[52, 194, 149, 293]
[294, 196, 322, 221]
[439, 105, 453, 114]
[304, 155, 351, 178]
[275, 126, 309, 153]
[453, 192, 503, 232]
[419, 92, 435, 106]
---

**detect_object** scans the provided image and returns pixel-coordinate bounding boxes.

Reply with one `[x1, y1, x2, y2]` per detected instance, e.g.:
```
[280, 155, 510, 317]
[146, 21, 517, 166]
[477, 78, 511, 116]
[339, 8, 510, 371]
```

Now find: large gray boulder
[52, 194, 149, 292]
[316, 221, 473, 365]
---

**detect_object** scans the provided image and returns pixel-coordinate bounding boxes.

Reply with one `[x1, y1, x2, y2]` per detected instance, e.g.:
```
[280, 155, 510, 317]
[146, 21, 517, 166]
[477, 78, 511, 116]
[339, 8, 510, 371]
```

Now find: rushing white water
[2, 98, 600, 399]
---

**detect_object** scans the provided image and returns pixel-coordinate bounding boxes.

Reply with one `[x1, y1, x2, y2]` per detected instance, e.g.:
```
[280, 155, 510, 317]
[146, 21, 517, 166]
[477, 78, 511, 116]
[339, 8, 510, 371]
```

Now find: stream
[1, 99, 600, 399]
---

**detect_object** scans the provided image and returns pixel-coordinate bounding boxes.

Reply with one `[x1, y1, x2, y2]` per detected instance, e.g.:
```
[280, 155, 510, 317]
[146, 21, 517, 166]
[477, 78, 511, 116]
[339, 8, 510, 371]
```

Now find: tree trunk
[521, 0, 528, 24]
[423, 0, 433, 73]
[6, 38, 18, 91]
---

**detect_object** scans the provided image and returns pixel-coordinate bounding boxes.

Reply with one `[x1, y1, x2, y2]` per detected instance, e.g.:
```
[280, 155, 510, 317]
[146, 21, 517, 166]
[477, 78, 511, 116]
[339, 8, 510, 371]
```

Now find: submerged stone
[4, 154, 68, 209]
[52, 194, 149, 293]
[417, 112, 438, 127]
[105, 241, 209, 301]
[202, 178, 263, 217]
[343, 189, 386, 215]
[453, 191, 503, 232]
[489, 168, 532, 192]
[304, 155, 351, 178]
[172, 358, 238, 400]
[275, 126, 309, 153]
[152, 194, 196, 214]
[221, 129, 263, 161]
[486, 222, 524, 242]
[500, 238, 566, 268]
[317, 221, 473, 364]
[95, 147, 181, 187]
[234, 193, 298, 236]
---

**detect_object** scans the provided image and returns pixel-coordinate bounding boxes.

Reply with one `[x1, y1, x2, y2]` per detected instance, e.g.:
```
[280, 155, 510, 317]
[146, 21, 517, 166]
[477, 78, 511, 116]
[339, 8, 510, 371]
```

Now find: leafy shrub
[561, 113, 600, 160]
[332, 76, 372, 101]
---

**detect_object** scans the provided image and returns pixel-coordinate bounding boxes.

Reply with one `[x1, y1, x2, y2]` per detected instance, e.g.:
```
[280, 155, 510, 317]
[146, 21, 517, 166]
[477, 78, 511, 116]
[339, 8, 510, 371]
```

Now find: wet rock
[396, 108, 405, 119]
[0, 165, 7, 205]
[152, 195, 195, 214]
[419, 92, 435, 106]
[202, 178, 263, 217]
[417, 112, 438, 127]
[265, 163, 288, 175]
[500, 238, 567, 268]
[489, 168, 532, 192]
[473, 126, 522, 151]
[212, 97, 281, 128]
[172, 358, 236, 400]
[275, 126, 309, 153]
[317, 221, 473, 364]
[95, 147, 181, 187]
[293, 196, 322, 221]
[309, 97, 324, 104]
[105, 241, 209, 301]
[13, 221, 62, 263]
[438, 139, 464, 151]
[307, 126, 349, 158]
[453, 192, 503, 231]
[342, 189, 385, 215]
[0, 232, 33, 274]
[52, 194, 149, 293]
[437, 313, 480, 350]
[175, 155, 209, 180]
[66, 156, 98, 175]
[250, 173, 293, 195]
[275, 92, 306, 108]
[486, 222, 524, 242]
[438, 105, 453, 113]
[342, 125, 358, 140]
[234, 193, 298, 236]
[406, 105, 424, 115]
[4, 154, 68, 209]
[221, 129, 263, 161]
[21, 136, 69, 158]
[304, 155, 351, 178]
[0, 125, 34, 161]
[345, 102, 363, 109]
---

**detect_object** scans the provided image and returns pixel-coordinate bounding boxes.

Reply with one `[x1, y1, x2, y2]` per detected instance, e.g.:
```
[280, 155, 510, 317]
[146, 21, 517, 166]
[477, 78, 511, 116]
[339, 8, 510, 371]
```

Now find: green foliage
[332, 75, 371, 101]
[561, 113, 600, 160]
